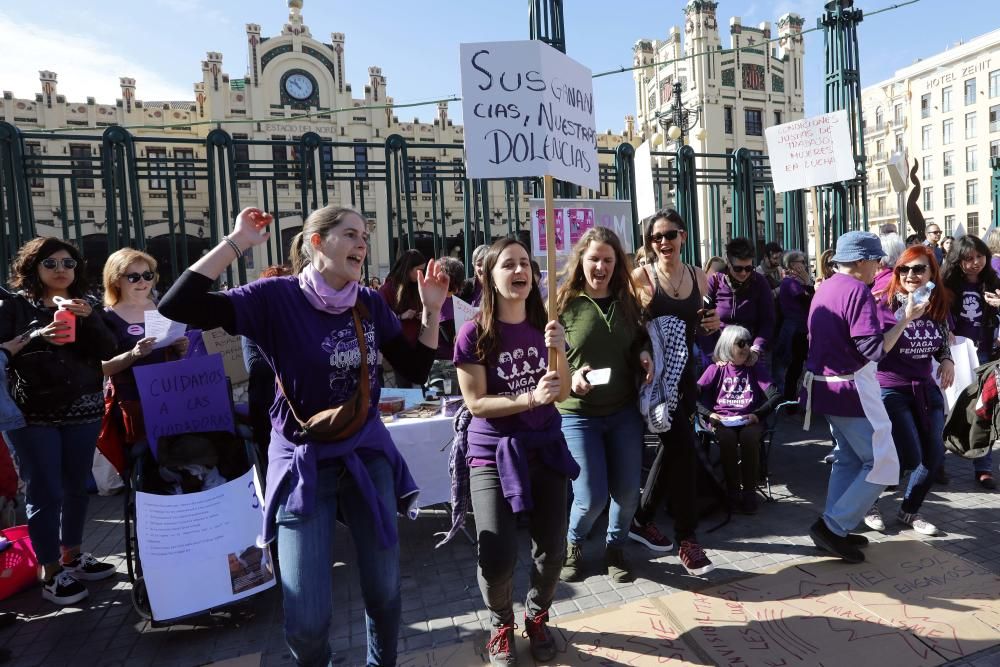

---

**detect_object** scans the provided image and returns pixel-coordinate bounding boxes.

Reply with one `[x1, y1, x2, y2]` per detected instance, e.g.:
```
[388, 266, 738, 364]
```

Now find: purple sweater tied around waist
[466, 413, 580, 513]
[262, 413, 418, 548]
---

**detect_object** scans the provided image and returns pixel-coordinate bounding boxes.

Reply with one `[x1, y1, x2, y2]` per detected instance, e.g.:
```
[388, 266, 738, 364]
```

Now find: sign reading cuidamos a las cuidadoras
[764, 110, 856, 193]
[459, 40, 599, 191]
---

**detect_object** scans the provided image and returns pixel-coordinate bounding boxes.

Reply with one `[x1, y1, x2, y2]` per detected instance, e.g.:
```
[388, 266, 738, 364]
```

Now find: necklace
[657, 264, 684, 297]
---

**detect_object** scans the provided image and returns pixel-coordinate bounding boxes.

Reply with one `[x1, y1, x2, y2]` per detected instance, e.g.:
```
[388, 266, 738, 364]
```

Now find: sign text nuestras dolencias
[460, 40, 599, 191]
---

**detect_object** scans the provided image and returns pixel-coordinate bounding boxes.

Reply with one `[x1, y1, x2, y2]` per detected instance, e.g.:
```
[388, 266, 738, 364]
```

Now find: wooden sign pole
[811, 186, 822, 279]
[544, 174, 558, 372]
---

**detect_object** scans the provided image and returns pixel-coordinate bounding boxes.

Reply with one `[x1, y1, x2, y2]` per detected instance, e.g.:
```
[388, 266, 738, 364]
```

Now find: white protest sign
[452, 295, 479, 333]
[136, 468, 274, 621]
[459, 40, 599, 191]
[634, 140, 658, 221]
[765, 110, 857, 193]
[144, 311, 187, 350]
[529, 199, 635, 257]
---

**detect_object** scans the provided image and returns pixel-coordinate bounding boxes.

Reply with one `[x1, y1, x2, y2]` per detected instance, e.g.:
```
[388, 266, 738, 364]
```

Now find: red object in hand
[54, 308, 76, 343]
[248, 210, 274, 229]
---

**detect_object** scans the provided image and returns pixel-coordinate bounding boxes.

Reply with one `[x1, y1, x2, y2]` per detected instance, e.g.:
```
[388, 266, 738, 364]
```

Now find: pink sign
[533, 208, 566, 252]
[568, 208, 595, 245]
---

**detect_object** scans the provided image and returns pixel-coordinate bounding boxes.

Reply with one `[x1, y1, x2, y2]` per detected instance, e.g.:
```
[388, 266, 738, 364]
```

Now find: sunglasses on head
[735, 339, 752, 349]
[896, 264, 928, 276]
[125, 271, 156, 283]
[649, 230, 681, 244]
[730, 265, 754, 274]
[40, 258, 78, 270]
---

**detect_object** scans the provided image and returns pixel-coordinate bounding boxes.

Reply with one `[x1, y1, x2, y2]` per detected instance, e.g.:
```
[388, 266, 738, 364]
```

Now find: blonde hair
[103, 248, 158, 306]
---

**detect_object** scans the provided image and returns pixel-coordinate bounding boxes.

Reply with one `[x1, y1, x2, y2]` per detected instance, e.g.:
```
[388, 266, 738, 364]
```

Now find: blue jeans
[881, 386, 945, 514]
[275, 456, 401, 667]
[563, 405, 645, 547]
[823, 415, 887, 537]
[974, 347, 994, 474]
[3, 420, 101, 565]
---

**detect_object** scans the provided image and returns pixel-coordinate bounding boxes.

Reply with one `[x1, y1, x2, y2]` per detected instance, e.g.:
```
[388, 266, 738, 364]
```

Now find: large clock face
[284, 73, 314, 100]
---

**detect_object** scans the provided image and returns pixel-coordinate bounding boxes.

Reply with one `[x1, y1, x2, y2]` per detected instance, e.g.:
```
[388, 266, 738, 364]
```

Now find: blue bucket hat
[831, 231, 885, 263]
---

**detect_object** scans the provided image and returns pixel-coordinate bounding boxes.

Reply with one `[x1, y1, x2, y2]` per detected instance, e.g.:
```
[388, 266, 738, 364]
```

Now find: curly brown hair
[9, 237, 89, 300]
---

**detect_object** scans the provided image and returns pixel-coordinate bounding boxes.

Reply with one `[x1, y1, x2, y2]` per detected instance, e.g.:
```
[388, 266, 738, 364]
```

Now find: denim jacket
[0, 353, 26, 432]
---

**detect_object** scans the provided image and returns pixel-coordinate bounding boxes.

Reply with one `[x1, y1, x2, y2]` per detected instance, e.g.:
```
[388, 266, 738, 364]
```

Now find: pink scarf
[298, 264, 358, 315]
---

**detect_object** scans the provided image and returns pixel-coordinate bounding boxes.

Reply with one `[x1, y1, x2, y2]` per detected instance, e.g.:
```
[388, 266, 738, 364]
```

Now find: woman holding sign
[100, 249, 189, 458]
[159, 206, 448, 667]
[555, 227, 651, 585]
[453, 238, 576, 666]
[0, 238, 118, 605]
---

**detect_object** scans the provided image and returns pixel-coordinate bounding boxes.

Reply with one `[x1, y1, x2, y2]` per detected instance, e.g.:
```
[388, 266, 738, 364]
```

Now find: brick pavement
[2, 414, 1000, 666]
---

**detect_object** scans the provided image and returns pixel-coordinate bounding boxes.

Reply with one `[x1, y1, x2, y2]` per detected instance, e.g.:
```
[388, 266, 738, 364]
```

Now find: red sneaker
[486, 624, 517, 666]
[678, 540, 715, 576]
[523, 611, 556, 662]
[628, 519, 674, 552]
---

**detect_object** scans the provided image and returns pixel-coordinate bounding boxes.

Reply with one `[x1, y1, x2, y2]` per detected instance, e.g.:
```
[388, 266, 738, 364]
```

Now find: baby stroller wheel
[131, 576, 153, 620]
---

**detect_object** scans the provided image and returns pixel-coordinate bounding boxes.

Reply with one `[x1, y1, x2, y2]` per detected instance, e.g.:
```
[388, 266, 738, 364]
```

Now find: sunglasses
[125, 271, 156, 283]
[730, 265, 754, 274]
[896, 264, 928, 276]
[735, 339, 752, 349]
[649, 230, 681, 244]
[40, 258, 78, 270]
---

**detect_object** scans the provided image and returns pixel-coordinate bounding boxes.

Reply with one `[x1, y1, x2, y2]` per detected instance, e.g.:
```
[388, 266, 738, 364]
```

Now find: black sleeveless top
[644, 264, 702, 348]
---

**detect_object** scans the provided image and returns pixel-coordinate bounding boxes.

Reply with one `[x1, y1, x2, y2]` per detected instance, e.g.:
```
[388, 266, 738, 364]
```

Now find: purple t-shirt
[953, 281, 988, 349]
[227, 278, 399, 444]
[875, 299, 945, 387]
[778, 277, 810, 327]
[697, 362, 773, 417]
[453, 319, 557, 436]
[802, 272, 882, 417]
[705, 270, 775, 351]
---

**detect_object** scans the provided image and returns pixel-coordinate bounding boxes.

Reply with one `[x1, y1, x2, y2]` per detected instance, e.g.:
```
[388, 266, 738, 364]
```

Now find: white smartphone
[586, 368, 611, 386]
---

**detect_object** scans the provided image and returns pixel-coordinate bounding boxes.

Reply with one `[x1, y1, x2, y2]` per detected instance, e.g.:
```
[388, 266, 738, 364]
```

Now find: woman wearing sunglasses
[0, 238, 118, 605]
[697, 325, 780, 515]
[701, 237, 775, 368]
[99, 249, 189, 460]
[941, 234, 1000, 489]
[867, 246, 953, 536]
[630, 208, 720, 576]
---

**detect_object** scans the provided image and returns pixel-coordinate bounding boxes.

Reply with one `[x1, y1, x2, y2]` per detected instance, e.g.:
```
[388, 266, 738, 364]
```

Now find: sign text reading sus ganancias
[764, 110, 856, 193]
[459, 40, 599, 191]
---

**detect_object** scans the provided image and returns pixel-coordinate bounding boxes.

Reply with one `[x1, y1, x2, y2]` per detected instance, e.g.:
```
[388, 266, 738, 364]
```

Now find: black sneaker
[523, 611, 556, 662]
[628, 519, 673, 552]
[809, 518, 864, 564]
[62, 552, 116, 581]
[846, 533, 869, 548]
[42, 570, 88, 605]
[560, 542, 584, 582]
[605, 545, 634, 583]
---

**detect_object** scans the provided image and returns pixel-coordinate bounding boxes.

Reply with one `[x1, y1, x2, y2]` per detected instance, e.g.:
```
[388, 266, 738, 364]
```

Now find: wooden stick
[811, 186, 822, 279]
[544, 174, 558, 373]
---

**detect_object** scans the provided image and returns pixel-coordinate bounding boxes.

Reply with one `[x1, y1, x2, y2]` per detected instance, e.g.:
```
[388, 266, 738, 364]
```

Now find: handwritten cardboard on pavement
[133, 354, 235, 456]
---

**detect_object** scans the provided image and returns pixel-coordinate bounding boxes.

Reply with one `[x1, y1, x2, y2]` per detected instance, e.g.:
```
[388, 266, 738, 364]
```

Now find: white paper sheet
[144, 311, 187, 350]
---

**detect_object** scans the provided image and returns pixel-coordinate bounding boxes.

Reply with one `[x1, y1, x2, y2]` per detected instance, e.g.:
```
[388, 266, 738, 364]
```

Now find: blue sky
[2, 0, 996, 131]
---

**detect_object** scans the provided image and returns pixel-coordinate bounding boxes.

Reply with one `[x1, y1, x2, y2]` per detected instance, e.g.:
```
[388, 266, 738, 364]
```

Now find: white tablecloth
[386, 414, 454, 508]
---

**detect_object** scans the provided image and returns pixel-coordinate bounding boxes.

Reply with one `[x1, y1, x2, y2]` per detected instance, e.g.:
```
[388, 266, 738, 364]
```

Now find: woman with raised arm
[453, 238, 576, 666]
[159, 206, 449, 667]
[629, 208, 721, 576]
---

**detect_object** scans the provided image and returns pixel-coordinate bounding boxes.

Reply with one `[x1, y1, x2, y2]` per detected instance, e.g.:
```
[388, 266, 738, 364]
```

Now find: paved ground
[3, 413, 1000, 667]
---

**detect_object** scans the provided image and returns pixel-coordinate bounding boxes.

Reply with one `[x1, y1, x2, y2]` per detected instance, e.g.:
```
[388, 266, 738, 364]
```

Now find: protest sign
[136, 468, 274, 621]
[529, 199, 634, 259]
[459, 40, 599, 191]
[634, 140, 658, 222]
[764, 110, 856, 193]
[203, 327, 250, 385]
[451, 295, 479, 333]
[144, 311, 186, 350]
[133, 354, 235, 455]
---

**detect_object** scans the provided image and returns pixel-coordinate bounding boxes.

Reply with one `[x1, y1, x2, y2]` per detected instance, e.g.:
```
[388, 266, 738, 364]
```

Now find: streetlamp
[651, 82, 703, 152]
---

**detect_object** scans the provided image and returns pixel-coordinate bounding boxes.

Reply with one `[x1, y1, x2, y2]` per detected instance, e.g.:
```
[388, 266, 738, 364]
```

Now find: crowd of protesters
[0, 205, 998, 667]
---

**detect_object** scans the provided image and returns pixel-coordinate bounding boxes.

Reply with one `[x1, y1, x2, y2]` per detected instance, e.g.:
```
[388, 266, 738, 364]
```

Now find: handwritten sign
[451, 295, 479, 333]
[145, 311, 186, 350]
[133, 354, 235, 455]
[459, 40, 599, 190]
[765, 110, 856, 193]
[529, 198, 634, 257]
[202, 328, 250, 385]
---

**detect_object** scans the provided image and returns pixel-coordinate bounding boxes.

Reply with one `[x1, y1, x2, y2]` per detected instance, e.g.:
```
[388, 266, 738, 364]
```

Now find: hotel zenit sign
[923, 57, 992, 89]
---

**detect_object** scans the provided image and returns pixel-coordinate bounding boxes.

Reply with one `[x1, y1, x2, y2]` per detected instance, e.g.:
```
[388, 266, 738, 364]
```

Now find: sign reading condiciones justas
[459, 40, 599, 191]
[764, 110, 857, 193]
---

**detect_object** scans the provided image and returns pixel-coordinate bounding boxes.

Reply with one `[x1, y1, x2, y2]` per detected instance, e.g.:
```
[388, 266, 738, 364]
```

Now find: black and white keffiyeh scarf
[640, 315, 689, 433]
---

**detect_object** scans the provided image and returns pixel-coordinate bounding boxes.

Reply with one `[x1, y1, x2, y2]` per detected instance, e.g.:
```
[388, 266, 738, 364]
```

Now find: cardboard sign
[133, 354, 235, 455]
[634, 139, 658, 221]
[136, 468, 274, 621]
[529, 198, 635, 256]
[765, 110, 857, 193]
[203, 327, 250, 385]
[459, 40, 599, 191]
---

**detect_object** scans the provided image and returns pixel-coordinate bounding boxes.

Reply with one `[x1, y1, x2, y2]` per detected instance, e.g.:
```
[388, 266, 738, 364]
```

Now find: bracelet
[222, 235, 243, 259]
[527, 392, 537, 411]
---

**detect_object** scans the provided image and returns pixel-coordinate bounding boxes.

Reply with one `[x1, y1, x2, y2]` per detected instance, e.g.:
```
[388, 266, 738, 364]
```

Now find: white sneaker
[898, 511, 938, 536]
[863, 505, 885, 532]
[42, 571, 88, 606]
